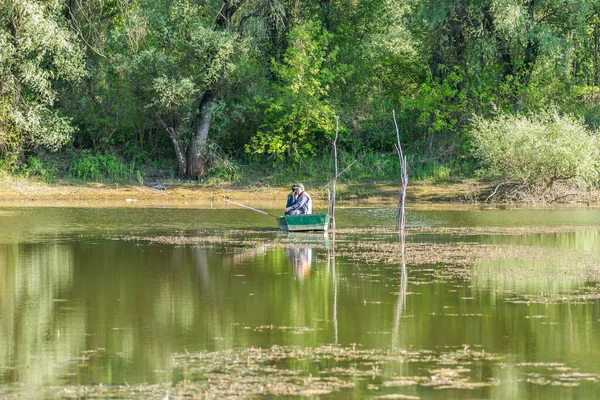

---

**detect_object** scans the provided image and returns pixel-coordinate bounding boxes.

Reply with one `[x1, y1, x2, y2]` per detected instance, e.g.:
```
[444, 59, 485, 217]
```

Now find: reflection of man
[285, 247, 312, 278]
[284, 183, 312, 215]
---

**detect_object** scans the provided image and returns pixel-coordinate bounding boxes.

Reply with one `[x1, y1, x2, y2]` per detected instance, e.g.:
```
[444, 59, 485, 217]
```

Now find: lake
[0, 206, 599, 399]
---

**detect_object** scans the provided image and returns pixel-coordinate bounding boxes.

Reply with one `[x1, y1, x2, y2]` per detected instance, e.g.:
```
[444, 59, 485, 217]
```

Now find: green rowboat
[276, 214, 330, 232]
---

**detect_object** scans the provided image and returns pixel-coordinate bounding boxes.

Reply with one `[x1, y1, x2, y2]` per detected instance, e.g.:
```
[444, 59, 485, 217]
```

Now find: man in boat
[285, 184, 298, 210]
[284, 183, 312, 215]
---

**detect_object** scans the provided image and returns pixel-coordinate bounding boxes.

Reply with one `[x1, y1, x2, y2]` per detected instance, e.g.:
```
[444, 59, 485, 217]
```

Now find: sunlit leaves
[248, 21, 336, 161]
[471, 110, 600, 189]
[0, 0, 85, 160]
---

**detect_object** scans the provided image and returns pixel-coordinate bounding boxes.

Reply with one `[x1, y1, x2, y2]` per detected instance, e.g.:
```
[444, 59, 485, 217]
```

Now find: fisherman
[284, 183, 312, 215]
[285, 184, 298, 210]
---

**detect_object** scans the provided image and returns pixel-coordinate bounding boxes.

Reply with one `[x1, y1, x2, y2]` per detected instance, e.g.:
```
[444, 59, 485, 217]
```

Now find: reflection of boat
[276, 214, 330, 232]
[286, 231, 328, 242]
[282, 231, 329, 249]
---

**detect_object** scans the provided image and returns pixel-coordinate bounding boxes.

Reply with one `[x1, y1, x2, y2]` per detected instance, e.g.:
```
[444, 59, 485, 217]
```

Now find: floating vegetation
[87, 222, 600, 398]
[0, 345, 508, 399]
[517, 362, 599, 387]
[120, 230, 330, 251]
[168, 345, 502, 398]
[503, 289, 600, 305]
[240, 324, 316, 334]
[337, 226, 600, 236]
[339, 241, 490, 266]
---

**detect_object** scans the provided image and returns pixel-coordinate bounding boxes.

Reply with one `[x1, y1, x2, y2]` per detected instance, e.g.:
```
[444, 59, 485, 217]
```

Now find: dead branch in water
[392, 110, 408, 232]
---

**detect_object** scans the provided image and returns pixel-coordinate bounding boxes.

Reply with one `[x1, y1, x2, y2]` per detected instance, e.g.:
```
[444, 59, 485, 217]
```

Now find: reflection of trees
[0, 242, 84, 386]
[5, 226, 599, 394]
[61, 239, 336, 383]
[488, 231, 600, 251]
[471, 251, 592, 295]
[470, 231, 600, 298]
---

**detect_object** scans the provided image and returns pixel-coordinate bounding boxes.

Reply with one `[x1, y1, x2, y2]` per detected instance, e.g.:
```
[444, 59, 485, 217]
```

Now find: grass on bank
[4, 140, 598, 203]
[3, 149, 474, 189]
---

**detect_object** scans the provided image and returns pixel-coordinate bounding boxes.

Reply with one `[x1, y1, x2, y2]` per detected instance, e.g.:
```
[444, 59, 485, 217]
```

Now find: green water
[0, 206, 600, 399]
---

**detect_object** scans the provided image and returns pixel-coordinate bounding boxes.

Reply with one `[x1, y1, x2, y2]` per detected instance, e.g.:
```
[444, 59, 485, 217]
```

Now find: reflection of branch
[392, 232, 407, 349]
[567, 300, 574, 346]
[332, 232, 338, 344]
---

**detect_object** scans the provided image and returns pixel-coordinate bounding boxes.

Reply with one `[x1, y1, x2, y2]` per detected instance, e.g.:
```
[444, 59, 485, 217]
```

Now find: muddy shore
[0, 179, 598, 207]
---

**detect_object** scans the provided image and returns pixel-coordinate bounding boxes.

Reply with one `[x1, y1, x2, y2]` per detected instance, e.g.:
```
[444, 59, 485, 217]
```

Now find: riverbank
[0, 177, 598, 208]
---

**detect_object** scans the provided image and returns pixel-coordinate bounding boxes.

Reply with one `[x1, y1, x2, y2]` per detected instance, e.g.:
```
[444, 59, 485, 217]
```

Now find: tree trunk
[170, 128, 188, 178]
[155, 113, 187, 177]
[185, 1, 249, 179]
[188, 90, 215, 180]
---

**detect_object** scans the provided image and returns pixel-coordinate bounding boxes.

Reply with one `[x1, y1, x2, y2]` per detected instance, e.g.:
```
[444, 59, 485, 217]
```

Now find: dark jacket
[286, 192, 296, 208]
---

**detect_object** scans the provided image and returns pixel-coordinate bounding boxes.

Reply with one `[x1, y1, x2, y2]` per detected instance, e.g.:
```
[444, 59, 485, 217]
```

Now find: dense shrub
[69, 151, 132, 182]
[471, 111, 600, 191]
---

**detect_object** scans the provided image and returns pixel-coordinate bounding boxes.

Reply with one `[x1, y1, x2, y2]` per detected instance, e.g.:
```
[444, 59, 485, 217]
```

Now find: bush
[21, 156, 53, 181]
[69, 151, 131, 182]
[204, 143, 241, 183]
[471, 111, 600, 191]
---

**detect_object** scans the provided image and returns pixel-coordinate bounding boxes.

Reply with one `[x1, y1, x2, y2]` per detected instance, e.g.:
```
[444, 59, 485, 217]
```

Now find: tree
[92, 0, 285, 179]
[248, 21, 336, 161]
[0, 0, 85, 166]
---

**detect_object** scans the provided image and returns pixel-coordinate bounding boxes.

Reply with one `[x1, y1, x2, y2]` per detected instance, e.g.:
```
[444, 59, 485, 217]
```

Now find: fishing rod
[319, 159, 359, 191]
[223, 198, 279, 217]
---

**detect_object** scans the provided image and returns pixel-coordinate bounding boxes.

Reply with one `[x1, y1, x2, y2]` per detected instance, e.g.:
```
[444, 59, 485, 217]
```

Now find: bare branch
[485, 182, 511, 202]
[393, 109, 408, 232]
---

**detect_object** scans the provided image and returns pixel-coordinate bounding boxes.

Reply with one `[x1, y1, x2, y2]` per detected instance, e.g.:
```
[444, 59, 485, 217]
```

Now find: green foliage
[2, 0, 599, 193]
[69, 151, 132, 182]
[408, 156, 475, 183]
[136, 169, 144, 186]
[20, 156, 53, 181]
[203, 143, 240, 183]
[397, 67, 470, 154]
[237, 149, 471, 187]
[471, 110, 600, 189]
[570, 86, 600, 130]
[0, 98, 23, 168]
[0, 0, 85, 165]
[247, 21, 336, 161]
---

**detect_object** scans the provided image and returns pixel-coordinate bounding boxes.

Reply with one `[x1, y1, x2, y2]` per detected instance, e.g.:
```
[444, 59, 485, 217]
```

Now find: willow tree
[0, 0, 85, 165]
[100, 0, 285, 179]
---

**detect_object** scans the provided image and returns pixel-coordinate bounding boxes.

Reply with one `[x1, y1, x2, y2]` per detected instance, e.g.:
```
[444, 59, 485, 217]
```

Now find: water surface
[1, 206, 599, 398]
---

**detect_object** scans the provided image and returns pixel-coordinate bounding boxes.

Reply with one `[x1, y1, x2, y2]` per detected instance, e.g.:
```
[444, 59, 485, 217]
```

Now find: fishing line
[180, 208, 211, 231]
[223, 198, 279, 217]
